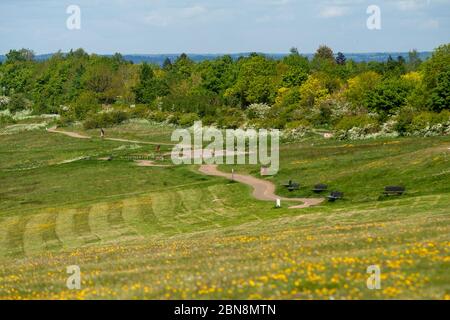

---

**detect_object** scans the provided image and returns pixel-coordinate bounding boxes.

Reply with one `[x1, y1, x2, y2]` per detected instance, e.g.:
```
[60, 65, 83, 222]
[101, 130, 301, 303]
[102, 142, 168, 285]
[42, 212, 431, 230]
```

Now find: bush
[70, 92, 100, 120]
[408, 111, 450, 135]
[0, 114, 15, 125]
[246, 103, 271, 120]
[129, 104, 151, 119]
[179, 113, 200, 127]
[148, 110, 170, 123]
[0, 96, 11, 110]
[335, 115, 379, 132]
[285, 120, 311, 130]
[282, 120, 312, 141]
[56, 115, 75, 127]
[394, 108, 414, 135]
[365, 79, 414, 119]
[83, 111, 129, 129]
[7, 94, 29, 113]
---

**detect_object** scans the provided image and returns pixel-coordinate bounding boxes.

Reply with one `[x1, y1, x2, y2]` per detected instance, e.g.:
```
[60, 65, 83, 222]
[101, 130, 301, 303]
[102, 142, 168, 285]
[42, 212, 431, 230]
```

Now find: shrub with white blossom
[247, 103, 271, 120]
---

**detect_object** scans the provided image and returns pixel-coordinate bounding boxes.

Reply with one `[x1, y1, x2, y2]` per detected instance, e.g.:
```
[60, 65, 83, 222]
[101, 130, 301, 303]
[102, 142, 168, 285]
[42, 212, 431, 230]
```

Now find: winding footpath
[199, 165, 324, 209]
[47, 127, 174, 145]
[46, 127, 324, 209]
[47, 127, 91, 139]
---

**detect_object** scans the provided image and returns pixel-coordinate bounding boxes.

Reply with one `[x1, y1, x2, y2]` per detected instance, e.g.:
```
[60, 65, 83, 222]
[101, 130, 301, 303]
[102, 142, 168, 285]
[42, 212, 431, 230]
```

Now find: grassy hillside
[0, 122, 449, 299]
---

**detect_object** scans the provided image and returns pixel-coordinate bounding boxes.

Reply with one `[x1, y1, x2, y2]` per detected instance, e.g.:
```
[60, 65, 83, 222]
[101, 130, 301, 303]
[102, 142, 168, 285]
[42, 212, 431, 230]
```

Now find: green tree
[6, 49, 35, 63]
[429, 70, 450, 112]
[422, 44, 450, 111]
[134, 63, 169, 104]
[407, 49, 422, 71]
[7, 93, 29, 112]
[345, 71, 382, 109]
[314, 45, 334, 61]
[163, 58, 173, 71]
[225, 55, 278, 106]
[365, 79, 414, 118]
[335, 52, 346, 65]
[282, 67, 308, 88]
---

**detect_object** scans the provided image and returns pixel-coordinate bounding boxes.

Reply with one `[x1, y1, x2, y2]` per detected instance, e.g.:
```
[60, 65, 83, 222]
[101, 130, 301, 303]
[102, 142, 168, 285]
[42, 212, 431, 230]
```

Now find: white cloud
[395, 0, 429, 11]
[144, 5, 208, 27]
[319, 6, 350, 18]
[421, 18, 440, 29]
[179, 5, 208, 19]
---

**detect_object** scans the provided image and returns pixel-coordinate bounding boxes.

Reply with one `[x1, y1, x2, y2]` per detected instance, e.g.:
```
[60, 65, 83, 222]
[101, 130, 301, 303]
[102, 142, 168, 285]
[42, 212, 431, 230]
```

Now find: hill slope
[0, 123, 448, 299]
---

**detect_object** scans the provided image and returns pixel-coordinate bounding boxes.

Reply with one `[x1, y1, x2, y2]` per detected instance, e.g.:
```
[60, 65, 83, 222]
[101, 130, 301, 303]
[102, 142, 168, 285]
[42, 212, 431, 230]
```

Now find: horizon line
[0, 50, 433, 57]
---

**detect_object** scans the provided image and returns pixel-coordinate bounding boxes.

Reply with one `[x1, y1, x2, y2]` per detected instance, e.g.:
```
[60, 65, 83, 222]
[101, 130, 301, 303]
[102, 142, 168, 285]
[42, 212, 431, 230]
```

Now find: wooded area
[1, 44, 449, 139]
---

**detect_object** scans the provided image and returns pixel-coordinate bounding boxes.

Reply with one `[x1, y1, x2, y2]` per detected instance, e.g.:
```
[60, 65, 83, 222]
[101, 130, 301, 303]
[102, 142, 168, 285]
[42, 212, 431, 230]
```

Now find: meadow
[0, 120, 449, 300]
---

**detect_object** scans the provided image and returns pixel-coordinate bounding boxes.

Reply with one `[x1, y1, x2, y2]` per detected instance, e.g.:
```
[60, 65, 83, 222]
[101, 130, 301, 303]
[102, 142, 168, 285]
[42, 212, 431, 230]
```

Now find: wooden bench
[383, 186, 405, 196]
[312, 184, 328, 193]
[288, 183, 300, 192]
[283, 180, 300, 192]
[328, 191, 344, 202]
[282, 180, 294, 187]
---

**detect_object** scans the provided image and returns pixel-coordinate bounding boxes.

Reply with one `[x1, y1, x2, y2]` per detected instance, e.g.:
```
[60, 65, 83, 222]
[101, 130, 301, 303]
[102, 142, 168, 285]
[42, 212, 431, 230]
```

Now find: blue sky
[0, 0, 449, 54]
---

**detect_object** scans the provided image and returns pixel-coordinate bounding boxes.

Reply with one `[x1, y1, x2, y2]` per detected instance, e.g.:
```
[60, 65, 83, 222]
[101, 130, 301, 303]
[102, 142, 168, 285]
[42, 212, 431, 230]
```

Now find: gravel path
[199, 165, 324, 209]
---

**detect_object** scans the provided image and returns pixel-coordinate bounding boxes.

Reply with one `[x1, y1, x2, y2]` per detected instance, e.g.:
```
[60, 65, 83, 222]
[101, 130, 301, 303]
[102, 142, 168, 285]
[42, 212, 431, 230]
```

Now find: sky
[0, 0, 449, 55]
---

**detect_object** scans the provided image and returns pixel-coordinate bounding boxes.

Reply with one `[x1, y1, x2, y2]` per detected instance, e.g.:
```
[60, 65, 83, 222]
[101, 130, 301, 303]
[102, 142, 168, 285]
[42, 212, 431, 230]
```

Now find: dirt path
[47, 127, 174, 145]
[199, 165, 324, 209]
[47, 127, 91, 139]
[134, 160, 173, 168]
[47, 127, 324, 209]
[105, 137, 174, 146]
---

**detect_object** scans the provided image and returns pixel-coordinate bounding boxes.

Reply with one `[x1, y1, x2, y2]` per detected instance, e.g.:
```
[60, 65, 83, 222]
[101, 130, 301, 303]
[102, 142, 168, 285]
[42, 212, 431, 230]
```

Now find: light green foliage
[345, 71, 382, 109]
[0, 44, 448, 136]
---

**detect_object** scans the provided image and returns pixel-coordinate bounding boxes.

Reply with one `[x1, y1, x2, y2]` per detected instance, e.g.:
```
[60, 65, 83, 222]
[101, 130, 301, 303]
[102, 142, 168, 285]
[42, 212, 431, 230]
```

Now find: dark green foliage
[134, 63, 169, 104]
[365, 79, 414, 118]
[5, 49, 35, 63]
[282, 67, 308, 87]
[335, 52, 346, 65]
[83, 111, 129, 129]
[314, 45, 334, 61]
[162, 58, 172, 71]
[422, 45, 450, 112]
[7, 94, 29, 113]
[227, 55, 278, 106]
[430, 70, 450, 112]
[0, 114, 15, 125]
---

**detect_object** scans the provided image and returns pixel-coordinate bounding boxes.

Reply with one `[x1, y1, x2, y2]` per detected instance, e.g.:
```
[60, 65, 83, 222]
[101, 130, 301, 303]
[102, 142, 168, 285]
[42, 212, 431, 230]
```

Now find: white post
[276, 199, 281, 208]
[231, 169, 234, 181]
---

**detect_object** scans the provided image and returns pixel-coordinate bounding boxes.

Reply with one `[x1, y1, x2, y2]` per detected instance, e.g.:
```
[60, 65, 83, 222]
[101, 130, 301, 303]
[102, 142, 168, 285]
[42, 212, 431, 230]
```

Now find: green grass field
[0, 120, 449, 300]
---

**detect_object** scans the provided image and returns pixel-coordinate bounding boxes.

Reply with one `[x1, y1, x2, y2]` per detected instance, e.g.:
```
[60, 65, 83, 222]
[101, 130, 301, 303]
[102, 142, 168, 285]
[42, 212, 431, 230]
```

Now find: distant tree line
[0, 44, 449, 137]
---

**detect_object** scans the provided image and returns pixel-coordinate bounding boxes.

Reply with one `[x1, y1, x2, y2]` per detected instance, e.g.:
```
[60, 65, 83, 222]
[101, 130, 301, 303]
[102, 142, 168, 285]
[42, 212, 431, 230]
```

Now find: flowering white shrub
[12, 109, 33, 120]
[336, 123, 399, 140]
[0, 96, 11, 108]
[281, 127, 310, 141]
[336, 117, 450, 141]
[247, 103, 271, 119]
[406, 120, 450, 137]
[0, 122, 48, 135]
